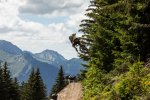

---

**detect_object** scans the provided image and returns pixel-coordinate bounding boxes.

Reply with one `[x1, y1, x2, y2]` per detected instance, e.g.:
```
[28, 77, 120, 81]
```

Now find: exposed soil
[57, 82, 83, 100]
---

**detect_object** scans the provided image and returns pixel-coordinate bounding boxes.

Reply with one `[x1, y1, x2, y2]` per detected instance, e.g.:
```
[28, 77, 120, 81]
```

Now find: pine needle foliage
[77, 0, 150, 99]
[22, 68, 47, 100]
[50, 65, 66, 98]
[0, 62, 20, 100]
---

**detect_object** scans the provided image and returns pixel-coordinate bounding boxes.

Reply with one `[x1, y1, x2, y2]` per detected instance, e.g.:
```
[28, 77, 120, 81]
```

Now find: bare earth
[57, 82, 83, 100]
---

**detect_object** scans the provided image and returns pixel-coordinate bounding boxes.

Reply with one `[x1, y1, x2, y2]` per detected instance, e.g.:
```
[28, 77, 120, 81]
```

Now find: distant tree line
[0, 62, 67, 100]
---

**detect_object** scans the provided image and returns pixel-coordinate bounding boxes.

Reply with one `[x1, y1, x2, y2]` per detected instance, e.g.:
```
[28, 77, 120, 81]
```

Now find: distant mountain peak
[0, 40, 84, 93]
[42, 49, 62, 56]
[0, 40, 22, 55]
[43, 49, 56, 52]
[36, 49, 67, 62]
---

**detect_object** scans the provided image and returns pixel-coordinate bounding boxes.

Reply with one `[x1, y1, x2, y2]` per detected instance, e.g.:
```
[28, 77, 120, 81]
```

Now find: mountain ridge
[0, 40, 22, 55]
[0, 40, 84, 92]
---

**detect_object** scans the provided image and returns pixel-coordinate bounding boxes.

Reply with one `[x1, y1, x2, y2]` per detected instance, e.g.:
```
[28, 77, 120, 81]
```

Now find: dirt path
[57, 82, 83, 100]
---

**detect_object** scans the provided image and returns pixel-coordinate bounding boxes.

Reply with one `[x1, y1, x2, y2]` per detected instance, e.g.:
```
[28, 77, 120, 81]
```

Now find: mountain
[65, 58, 84, 75]
[0, 40, 84, 93]
[16, 51, 58, 91]
[34, 50, 84, 75]
[34, 49, 67, 66]
[0, 40, 22, 55]
[1, 50, 58, 91]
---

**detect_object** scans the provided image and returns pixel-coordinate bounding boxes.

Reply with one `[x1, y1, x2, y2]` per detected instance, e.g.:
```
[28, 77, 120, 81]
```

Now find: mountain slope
[34, 49, 67, 66]
[0, 40, 84, 92]
[34, 50, 84, 75]
[0, 50, 58, 91]
[0, 40, 22, 55]
[65, 58, 85, 75]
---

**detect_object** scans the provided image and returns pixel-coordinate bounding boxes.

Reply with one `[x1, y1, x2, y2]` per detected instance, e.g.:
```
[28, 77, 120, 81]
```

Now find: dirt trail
[57, 82, 83, 100]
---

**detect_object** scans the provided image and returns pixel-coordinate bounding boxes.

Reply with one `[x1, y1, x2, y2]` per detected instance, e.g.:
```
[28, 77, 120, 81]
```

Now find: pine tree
[50, 66, 65, 97]
[2, 62, 12, 99]
[1, 62, 20, 100]
[20, 81, 28, 100]
[22, 68, 47, 100]
[0, 62, 5, 99]
[79, 0, 150, 71]
[79, 0, 121, 72]
[10, 78, 21, 100]
[34, 69, 47, 100]
[76, 0, 150, 99]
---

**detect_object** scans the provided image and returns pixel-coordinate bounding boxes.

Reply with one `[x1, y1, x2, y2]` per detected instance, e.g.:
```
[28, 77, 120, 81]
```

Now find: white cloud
[19, 0, 86, 15]
[0, 0, 90, 59]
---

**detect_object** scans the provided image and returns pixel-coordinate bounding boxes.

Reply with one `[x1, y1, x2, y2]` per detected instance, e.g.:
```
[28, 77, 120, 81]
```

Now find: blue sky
[0, 0, 89, 59]
[19, 14, 68, 25]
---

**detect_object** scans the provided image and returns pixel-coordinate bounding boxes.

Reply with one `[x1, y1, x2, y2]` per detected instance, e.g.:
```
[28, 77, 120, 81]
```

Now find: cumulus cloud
[19, 0, 85, 15]
[0, 0, 90, 59]
[0, 26, 14, 33]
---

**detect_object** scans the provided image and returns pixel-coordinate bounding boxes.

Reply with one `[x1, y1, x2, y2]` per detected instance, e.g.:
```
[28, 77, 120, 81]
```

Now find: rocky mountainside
[34, 49, 85, 75]
[0, 40, 84, 92]
[34, 49, 67, 66]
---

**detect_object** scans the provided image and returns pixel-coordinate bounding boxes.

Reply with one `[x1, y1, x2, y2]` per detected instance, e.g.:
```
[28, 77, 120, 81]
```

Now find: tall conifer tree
[22, 68, 47, 100]
[50, 66, 65, 97]
[76, 0, 150, 99]
[0, 63, 4, 99]
[1, 62, 20, 100]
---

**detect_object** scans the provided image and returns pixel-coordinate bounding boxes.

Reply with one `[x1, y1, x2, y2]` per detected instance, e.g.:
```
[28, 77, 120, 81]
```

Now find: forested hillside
[76, 0, 150, 99]
[0, 62, 47, 100]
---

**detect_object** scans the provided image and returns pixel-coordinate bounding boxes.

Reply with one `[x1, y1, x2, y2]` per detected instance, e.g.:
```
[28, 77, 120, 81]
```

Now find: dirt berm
[57, 82, 83, 100]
